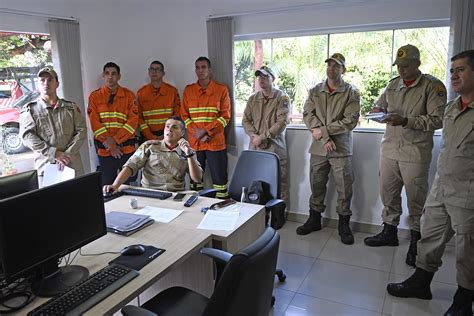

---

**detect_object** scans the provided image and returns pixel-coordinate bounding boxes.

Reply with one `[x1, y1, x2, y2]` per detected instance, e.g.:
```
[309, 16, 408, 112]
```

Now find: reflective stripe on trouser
[308, 154, 353, 216]
[379, 157, 429, 231]
[416, 187, 474, 289]
[191, 149, 229, 199]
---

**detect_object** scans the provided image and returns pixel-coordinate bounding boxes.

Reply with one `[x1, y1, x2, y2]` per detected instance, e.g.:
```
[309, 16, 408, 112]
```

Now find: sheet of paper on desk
[135, 206, 183, 223]
[42, 163, 75, 186]
[197, 210, 240, 231]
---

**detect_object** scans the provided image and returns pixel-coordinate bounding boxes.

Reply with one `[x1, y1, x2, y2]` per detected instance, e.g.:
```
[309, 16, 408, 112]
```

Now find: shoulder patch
[436, 84, 446, 97]
[352, 89, 361, 102]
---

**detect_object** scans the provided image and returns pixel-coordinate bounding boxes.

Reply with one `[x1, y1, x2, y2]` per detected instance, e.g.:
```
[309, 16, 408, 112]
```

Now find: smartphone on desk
[173, 193, 186, 201]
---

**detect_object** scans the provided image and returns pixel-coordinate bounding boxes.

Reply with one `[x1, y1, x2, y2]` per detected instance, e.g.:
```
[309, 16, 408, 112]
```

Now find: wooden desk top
[104, 192, 264, 241]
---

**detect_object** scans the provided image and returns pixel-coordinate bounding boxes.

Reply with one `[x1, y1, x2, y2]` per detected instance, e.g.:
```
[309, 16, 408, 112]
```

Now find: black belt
[94, 138, 136, 149]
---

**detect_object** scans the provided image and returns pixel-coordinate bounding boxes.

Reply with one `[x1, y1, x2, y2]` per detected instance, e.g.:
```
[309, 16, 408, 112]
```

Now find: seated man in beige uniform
[242, 66, 290, 202]
[364, 44, 447, 268]
[103, 117, 202, 193]
[387, 49, 474, 316]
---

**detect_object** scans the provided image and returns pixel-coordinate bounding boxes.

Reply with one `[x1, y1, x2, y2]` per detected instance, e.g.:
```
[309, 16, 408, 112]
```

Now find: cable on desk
[0, 275, 36, 314]
[79, 248, 121, 256]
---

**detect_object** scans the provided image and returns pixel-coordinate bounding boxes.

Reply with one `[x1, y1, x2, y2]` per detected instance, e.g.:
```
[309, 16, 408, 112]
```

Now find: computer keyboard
[103, 191, 124, 202]
[121, 187, 172, 200]
[27, 264, 139, 316]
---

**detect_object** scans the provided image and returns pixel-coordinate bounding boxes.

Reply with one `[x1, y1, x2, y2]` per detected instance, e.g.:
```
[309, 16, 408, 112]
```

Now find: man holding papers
[20, 67, 86, 184]
[103, 117, 202, 193]
[364, 45, 447, 268]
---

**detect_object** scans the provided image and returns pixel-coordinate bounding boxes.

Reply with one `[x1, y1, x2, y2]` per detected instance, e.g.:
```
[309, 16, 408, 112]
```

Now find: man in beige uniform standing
[20, 67, 86, 183]
[387, 49, 474, 316]
[297, 53, 360, 245]
[242, 66, 290, 201]
[364, 45, 447, 268]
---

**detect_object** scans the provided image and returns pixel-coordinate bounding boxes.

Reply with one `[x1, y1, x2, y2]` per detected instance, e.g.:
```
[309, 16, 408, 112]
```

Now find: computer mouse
[121, 244, 146, 256]
[103, 190, 114, 197]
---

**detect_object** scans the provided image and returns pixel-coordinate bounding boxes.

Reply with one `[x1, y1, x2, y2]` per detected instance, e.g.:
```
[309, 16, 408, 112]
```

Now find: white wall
[0, 0, 450, 228]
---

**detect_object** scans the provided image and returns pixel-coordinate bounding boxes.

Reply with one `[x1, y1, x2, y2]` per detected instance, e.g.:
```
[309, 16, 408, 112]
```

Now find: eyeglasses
[148, 68, 163, 73]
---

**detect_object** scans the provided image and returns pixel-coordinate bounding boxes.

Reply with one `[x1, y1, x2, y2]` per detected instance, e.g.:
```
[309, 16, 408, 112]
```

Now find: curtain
[49, 19, 91, 173]
[206, 17, 237, 155]
[447, 0, 474, 100]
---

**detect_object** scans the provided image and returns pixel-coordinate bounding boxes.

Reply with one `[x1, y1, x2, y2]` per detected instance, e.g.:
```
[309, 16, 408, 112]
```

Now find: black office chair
[228, 150, 286, 230]
[121, 227, 280, 316]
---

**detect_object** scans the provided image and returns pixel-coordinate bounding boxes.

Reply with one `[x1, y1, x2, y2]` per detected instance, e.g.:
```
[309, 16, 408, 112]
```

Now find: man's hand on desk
[103, 184, 119, 195]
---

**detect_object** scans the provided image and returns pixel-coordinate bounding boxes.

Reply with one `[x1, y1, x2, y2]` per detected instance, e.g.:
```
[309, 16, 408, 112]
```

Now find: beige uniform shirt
[303, 79, 360, 157]
[242, 88, 290, 158]
[124, 140, 202, 192]
[20, 98, 86, 176]
[377, 73, 447, 163]
[433, 97, 474, 209]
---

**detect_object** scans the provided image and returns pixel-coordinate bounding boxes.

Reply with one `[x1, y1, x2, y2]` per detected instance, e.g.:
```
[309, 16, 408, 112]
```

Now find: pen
[149, 250, 162, 259]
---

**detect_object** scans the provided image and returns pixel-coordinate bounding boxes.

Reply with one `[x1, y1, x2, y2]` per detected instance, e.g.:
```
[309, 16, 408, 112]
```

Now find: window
[0, 31, 52, 176]
[234, 26, 449, 128]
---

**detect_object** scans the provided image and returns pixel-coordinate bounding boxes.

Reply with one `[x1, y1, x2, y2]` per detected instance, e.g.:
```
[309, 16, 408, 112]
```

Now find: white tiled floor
[271, 221, 463, 316]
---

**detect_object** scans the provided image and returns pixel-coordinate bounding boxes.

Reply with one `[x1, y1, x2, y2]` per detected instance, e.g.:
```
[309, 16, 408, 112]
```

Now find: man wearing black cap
[242, 66, 290, 201]
[364, 44, 447, 268]
[20, 67, 87, 183]
[297, 53, 360, 245]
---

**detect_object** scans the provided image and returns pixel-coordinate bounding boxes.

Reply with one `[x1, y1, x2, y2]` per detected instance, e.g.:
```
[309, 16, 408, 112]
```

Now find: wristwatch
[184, 151, 195, 158]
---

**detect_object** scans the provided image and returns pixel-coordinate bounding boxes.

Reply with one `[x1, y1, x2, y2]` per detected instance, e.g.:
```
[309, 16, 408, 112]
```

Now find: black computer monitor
[0, 172, 106, 297]
[0, 170, 38, 199]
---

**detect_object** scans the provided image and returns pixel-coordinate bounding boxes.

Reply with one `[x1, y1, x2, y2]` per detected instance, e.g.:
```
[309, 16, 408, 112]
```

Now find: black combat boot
[338, 215, 354, 245]
[296, 210, 321, 235]
[364, 223, 399, 247]
[406, 230, 421, 267]
[387, 268, 434, 299]
[444, 286, 474, 316]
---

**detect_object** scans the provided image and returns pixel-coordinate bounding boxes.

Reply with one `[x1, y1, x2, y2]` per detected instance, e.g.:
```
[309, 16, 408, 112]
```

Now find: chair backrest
[203, 227, 280, 316]
[228, 150, 280, 201]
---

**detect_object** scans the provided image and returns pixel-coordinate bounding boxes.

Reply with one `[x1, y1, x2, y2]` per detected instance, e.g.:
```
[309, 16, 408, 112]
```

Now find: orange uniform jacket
[181, 80, 231, 151]
[137, 82, 180, 140]
[87, 86, 138, 157]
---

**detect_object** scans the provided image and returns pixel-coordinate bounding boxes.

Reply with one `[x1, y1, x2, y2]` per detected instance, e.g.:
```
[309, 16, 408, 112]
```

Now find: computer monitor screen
[0, 170, 38, 199]
[0, 172, 106, 296]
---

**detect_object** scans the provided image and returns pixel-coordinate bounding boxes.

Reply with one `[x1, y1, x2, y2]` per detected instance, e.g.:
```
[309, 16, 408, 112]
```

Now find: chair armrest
[200, 247, 232, 264]
[198, 189, 218, 198]
[265, 198, 285, 209]
[121, 305, 157, 316]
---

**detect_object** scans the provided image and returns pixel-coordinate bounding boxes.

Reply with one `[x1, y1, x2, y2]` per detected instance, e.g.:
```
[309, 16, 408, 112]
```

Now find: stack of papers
[366, 112, 388, 123]
[106, 211, 154, 236]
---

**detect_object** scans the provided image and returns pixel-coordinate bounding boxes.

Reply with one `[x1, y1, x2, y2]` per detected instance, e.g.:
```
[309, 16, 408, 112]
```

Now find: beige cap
[393, 44, 420, 67]
[255, 66, 275, 80]
[37, 67, 58, 81]
[325, 53, 346, 68]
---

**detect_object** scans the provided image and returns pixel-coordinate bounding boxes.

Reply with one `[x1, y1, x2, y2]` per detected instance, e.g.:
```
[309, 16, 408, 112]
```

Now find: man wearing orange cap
[20, 67, 86, 183]
[242, 66, 290, 202]
[297, 53, 360, 245]
[364, 45, 447, 268]
[137, 61, 180, 141]
[87, 62, 138, 186]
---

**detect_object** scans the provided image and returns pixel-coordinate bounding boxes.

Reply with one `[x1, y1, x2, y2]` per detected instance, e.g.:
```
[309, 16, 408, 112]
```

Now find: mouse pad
[109, 245, 165, 271]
